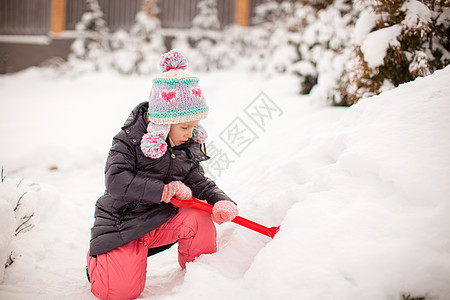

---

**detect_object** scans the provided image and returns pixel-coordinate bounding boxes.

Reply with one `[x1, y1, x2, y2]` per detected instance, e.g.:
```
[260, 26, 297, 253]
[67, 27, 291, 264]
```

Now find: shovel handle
[171, 197, 280, 239]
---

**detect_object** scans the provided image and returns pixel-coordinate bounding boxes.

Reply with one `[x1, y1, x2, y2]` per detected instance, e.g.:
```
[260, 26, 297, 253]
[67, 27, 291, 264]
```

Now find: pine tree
[287, 0, 354, 98]
[192, 0, 221, 31]
[178, 0, 226, 71]
[126, 0, 165, 75]
[250, 1, 301, 74]
[70, 0, 110, 71]
[426, 0, 450, 72]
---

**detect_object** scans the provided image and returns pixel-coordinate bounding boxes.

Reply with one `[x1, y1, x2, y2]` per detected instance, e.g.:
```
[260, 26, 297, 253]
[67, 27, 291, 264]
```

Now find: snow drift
[162, 66, 450, 300]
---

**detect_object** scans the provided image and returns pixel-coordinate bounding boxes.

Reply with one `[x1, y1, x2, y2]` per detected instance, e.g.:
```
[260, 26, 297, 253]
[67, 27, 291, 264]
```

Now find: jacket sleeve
[183, 162, 235, 206]
[104, 134, 164, 204]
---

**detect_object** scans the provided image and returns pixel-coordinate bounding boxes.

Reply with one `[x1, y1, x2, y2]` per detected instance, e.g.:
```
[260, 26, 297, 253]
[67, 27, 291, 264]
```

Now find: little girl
[86, 49, 238, 300]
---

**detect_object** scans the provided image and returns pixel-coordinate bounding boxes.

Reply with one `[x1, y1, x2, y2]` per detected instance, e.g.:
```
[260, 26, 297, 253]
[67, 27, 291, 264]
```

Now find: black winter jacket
[89, 102, 232, 256]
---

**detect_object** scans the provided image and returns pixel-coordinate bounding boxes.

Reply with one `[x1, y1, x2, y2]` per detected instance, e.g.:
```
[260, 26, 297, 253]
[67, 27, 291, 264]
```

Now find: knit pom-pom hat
[149, 49, 209, 124]
[140, 49, 209, 159]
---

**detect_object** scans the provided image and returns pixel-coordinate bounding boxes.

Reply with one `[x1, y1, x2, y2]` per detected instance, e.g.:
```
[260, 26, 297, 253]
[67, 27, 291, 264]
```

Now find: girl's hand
[212, 201, 238, 224]
[161, 181, 192, 203]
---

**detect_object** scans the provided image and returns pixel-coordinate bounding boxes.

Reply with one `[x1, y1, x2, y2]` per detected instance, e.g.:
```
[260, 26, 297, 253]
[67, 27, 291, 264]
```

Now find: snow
[353, 9, 378, 45]
[0, 35, 51, 45]
[361, 25, 402, 68]
[1, 63, 450, 299]
[437, 8, 450, 26]
[402, 0, 431, 28]
[0, 195, 14, 282]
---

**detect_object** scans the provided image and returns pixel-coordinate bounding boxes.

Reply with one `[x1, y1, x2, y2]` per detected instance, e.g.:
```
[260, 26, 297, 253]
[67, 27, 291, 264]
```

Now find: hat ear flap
[192, 124, 207, 144]
[141, 123, 171, 159]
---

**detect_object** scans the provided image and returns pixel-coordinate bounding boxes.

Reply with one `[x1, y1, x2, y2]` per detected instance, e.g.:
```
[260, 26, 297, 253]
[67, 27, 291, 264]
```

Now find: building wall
[0, 39, 72, 74]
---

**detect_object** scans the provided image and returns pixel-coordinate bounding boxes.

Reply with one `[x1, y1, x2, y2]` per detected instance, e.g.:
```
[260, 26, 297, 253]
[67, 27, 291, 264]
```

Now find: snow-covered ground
[0, 64, 449, 300]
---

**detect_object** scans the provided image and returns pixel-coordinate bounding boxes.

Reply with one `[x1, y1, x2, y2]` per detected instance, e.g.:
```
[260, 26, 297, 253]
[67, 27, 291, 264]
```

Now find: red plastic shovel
[171, 197, 280, 238]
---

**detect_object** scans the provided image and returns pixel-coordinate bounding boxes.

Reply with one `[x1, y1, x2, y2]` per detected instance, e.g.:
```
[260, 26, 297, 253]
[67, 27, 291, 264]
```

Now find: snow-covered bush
[126, 6, 165, 75]
[339, 0, 450, 104]
[192, 0, 221, 31]
[172, 0, 233, 72]
[243, 0, 355, 104]
[249, 0, 300, 74]
[292, 0, 354, 101]
[0, 167, 59, 282]
[68, 0, 164, 76]
[68, 0, 111, 73]
[109, 30, 137, 74]
[247, 0, 449, 105]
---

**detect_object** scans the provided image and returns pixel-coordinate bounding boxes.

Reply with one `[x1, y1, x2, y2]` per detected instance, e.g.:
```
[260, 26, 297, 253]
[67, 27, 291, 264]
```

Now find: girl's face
[168, 120, 200, 146]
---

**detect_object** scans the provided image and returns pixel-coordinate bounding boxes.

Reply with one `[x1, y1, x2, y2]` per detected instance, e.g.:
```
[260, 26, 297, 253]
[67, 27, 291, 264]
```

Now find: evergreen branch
[402, 294, 426, 300]
[13, 192, 28, 211]
[16, 177, 24, 188]
[15, 212, 35, 235]
[5, 251, 14, 268]
[15, 223, 34, 236]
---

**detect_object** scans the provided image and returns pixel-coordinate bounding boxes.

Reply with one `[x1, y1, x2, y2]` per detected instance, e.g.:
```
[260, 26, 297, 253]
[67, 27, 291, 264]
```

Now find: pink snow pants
[86, 207, 217, 300]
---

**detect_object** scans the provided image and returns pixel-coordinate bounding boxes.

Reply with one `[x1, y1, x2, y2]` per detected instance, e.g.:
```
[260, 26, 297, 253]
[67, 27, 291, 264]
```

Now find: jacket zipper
[164, 147, 175, 184]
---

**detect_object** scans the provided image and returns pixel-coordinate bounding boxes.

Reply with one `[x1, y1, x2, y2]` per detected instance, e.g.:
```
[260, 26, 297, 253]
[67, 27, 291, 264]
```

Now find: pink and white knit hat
[141, 49, 208, 159]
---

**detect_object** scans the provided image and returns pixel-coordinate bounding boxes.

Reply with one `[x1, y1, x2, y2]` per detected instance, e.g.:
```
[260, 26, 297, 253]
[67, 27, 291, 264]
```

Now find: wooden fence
[65, 0, 142, 32]
[0, 0, 265, 35]
[159, 0, 234, 29]
[0, 0, 52, 35]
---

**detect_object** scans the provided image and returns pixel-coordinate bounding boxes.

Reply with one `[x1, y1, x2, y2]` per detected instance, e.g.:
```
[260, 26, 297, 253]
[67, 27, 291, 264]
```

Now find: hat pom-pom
[160, 49, 188, 72]
[141, 133, 168, 159]
[192, 124, 208, 144]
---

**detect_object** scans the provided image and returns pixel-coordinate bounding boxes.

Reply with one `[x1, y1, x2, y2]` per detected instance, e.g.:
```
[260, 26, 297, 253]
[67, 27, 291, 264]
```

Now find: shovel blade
[171, 197, 280, 238]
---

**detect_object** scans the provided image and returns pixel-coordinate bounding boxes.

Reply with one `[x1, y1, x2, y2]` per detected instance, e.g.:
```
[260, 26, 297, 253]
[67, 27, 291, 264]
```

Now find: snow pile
[0, 172, 59, 282]
[0, 178, 15, 282]
[160, 66, 450, 299]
